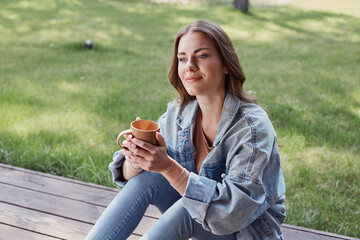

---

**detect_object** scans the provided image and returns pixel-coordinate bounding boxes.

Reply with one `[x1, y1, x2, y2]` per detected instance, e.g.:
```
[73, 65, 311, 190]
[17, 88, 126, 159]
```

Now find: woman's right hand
[121, 134, 141, 169]
[121, 117, 142, 169]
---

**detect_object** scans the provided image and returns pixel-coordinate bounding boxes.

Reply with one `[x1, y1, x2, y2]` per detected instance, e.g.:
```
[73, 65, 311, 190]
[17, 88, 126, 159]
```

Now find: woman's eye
[179, 57, 187, 62]
[198, 54, 207, 59]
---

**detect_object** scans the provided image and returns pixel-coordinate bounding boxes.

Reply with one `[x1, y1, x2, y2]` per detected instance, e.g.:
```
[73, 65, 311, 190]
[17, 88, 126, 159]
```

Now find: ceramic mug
[117, 120, 160, 148]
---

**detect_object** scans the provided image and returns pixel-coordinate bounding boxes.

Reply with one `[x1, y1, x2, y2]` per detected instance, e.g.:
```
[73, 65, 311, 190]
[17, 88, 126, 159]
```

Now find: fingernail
[131, 144, 136, 148]
[132, 152, 137, 156]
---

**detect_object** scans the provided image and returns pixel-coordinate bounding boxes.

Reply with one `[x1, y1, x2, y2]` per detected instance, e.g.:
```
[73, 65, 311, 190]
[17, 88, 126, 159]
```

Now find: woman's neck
[196, 91, 226, 144]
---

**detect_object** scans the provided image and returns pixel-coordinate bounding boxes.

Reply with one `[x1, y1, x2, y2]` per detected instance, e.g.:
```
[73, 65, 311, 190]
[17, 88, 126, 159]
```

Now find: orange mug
[117, 120, 160, 148]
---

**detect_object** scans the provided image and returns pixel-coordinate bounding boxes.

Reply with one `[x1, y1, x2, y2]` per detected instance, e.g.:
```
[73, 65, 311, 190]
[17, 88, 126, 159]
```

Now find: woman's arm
[125, 132, 191, 195]
[182, 150, 271, 234]
[160, 158, 190, 195]
[181, 113, 284, 235]
[122, 157, 142, 180]
[121, 134, 143, 180]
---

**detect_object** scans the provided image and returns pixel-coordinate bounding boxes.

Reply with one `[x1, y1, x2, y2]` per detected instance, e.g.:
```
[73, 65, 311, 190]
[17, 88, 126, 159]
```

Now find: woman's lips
[185, 76, 202, 81]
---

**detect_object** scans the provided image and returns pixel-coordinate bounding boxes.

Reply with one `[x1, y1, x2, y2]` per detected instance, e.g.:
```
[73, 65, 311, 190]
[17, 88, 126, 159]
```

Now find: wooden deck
[0, 163, 358, 240]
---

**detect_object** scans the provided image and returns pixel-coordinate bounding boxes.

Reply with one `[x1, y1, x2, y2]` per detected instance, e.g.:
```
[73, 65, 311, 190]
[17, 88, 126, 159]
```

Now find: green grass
[0, 0, 359, 237]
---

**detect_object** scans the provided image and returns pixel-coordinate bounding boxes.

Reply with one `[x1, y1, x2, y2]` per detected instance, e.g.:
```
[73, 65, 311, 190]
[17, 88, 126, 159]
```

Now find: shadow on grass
[231, 5, 360, 47]
[1, 0, 358, 144]
[269, 102, 360, 153]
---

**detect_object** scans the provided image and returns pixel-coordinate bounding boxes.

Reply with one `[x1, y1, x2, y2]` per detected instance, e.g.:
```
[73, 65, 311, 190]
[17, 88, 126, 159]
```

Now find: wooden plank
[0, 164, 114, 191]
[0, 183, 104, 224]
[127, 235, 141, 240]
[282, 224, 359, 240]
[0, 163, 118, 206]
[133, 215, 158, 236]
[0, 163, 162, 219]
[0, 223, 61, 240]
[0, 201, 156, 239]
[0, 202, 92, 240]
[0, 182, 159, 232]
[1, 163, 358, 240]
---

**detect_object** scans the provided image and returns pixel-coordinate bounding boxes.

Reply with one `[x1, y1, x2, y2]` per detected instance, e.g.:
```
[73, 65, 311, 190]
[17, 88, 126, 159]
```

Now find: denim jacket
[109, 92, 286, 240]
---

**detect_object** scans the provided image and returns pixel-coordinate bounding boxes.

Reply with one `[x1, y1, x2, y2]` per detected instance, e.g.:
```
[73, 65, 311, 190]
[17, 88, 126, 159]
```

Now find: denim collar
[176, 98, 198, 130]
[214, 92, 241, 146]
[176, 91, 241, 146]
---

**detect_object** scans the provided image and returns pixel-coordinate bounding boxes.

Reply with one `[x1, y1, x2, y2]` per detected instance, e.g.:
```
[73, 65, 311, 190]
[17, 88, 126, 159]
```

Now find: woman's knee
[145, 200, 194, 240]
[123, 171, 179, 208]
[126, 171, 165, 191]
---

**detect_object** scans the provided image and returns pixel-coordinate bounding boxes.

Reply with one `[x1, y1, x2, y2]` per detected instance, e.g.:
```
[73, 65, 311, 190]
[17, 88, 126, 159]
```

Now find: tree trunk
[233, 0, 249, 13]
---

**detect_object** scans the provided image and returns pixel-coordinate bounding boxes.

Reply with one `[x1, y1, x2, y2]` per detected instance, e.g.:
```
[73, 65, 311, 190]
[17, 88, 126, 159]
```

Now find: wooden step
[0, 163, 357, 240]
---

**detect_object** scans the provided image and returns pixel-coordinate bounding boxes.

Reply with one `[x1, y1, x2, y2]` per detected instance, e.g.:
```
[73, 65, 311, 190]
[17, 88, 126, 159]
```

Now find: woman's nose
[186, 58, 198, 71]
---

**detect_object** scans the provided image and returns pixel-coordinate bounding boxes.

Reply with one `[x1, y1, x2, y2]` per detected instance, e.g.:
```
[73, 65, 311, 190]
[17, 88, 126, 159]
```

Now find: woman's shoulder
[239, 102, 267, 118]
[164, 99, 198, 118]
[158, 99, 198, 125]
[237, 102, 276, 135]
[166, 98, 181, 110]
[224, 92, 270, 125]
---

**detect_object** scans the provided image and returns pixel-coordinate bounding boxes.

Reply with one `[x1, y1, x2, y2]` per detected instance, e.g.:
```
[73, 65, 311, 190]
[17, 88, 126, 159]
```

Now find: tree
[233, 0, 249, 13]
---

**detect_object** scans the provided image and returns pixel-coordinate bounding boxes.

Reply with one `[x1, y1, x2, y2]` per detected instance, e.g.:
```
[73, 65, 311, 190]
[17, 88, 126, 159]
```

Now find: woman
[86, 20, 286, 240]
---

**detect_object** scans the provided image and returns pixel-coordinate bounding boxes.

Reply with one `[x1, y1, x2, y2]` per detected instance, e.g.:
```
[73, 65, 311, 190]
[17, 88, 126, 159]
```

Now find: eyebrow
[177, 47, 211, 56]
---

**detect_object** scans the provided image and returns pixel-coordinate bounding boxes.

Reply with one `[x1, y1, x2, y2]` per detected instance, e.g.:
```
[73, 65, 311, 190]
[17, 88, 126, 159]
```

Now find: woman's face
[177, 32, 227, 99]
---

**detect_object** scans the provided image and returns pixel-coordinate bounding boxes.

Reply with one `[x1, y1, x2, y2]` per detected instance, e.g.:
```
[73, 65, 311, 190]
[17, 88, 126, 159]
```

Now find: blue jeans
[85, 171, 236, 240]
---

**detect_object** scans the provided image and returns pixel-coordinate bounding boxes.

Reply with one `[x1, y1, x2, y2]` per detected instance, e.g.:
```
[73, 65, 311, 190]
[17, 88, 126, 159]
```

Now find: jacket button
[221, 173, 226, 178]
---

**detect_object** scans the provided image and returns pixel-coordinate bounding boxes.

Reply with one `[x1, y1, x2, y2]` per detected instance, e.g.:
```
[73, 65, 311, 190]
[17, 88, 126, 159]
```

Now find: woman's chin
[187, 92, 199, 98]
[184, 87, 201, 97]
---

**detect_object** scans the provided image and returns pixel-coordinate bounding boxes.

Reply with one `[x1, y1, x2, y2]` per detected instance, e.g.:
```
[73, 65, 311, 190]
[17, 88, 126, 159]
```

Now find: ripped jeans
[85, 171, 236, 240]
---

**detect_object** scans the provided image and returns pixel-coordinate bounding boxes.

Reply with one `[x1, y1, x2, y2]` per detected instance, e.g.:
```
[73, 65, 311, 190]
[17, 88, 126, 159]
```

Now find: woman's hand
[121, 117, 142, 170]
[125, 132, 174, 173]
[122, 124, 189, 195]
[121, 134, 142, 169]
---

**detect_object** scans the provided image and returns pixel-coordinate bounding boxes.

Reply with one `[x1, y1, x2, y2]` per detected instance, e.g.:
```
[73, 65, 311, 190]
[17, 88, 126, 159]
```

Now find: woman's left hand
[127, 132, 174, 173]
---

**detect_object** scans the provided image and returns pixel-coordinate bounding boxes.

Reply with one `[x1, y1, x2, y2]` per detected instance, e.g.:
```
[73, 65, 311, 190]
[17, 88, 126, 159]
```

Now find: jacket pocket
[205, 161, 226, 182]
[252, 214, 275, 239]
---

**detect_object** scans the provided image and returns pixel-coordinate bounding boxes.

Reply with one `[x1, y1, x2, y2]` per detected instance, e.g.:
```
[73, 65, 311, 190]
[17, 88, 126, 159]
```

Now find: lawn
[0, 0, 359, 237]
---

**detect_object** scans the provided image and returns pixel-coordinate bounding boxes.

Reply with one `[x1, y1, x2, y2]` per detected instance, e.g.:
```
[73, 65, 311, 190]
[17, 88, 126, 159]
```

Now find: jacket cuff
[108, 150, 127, 186]
[182, 172, 217, 224]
